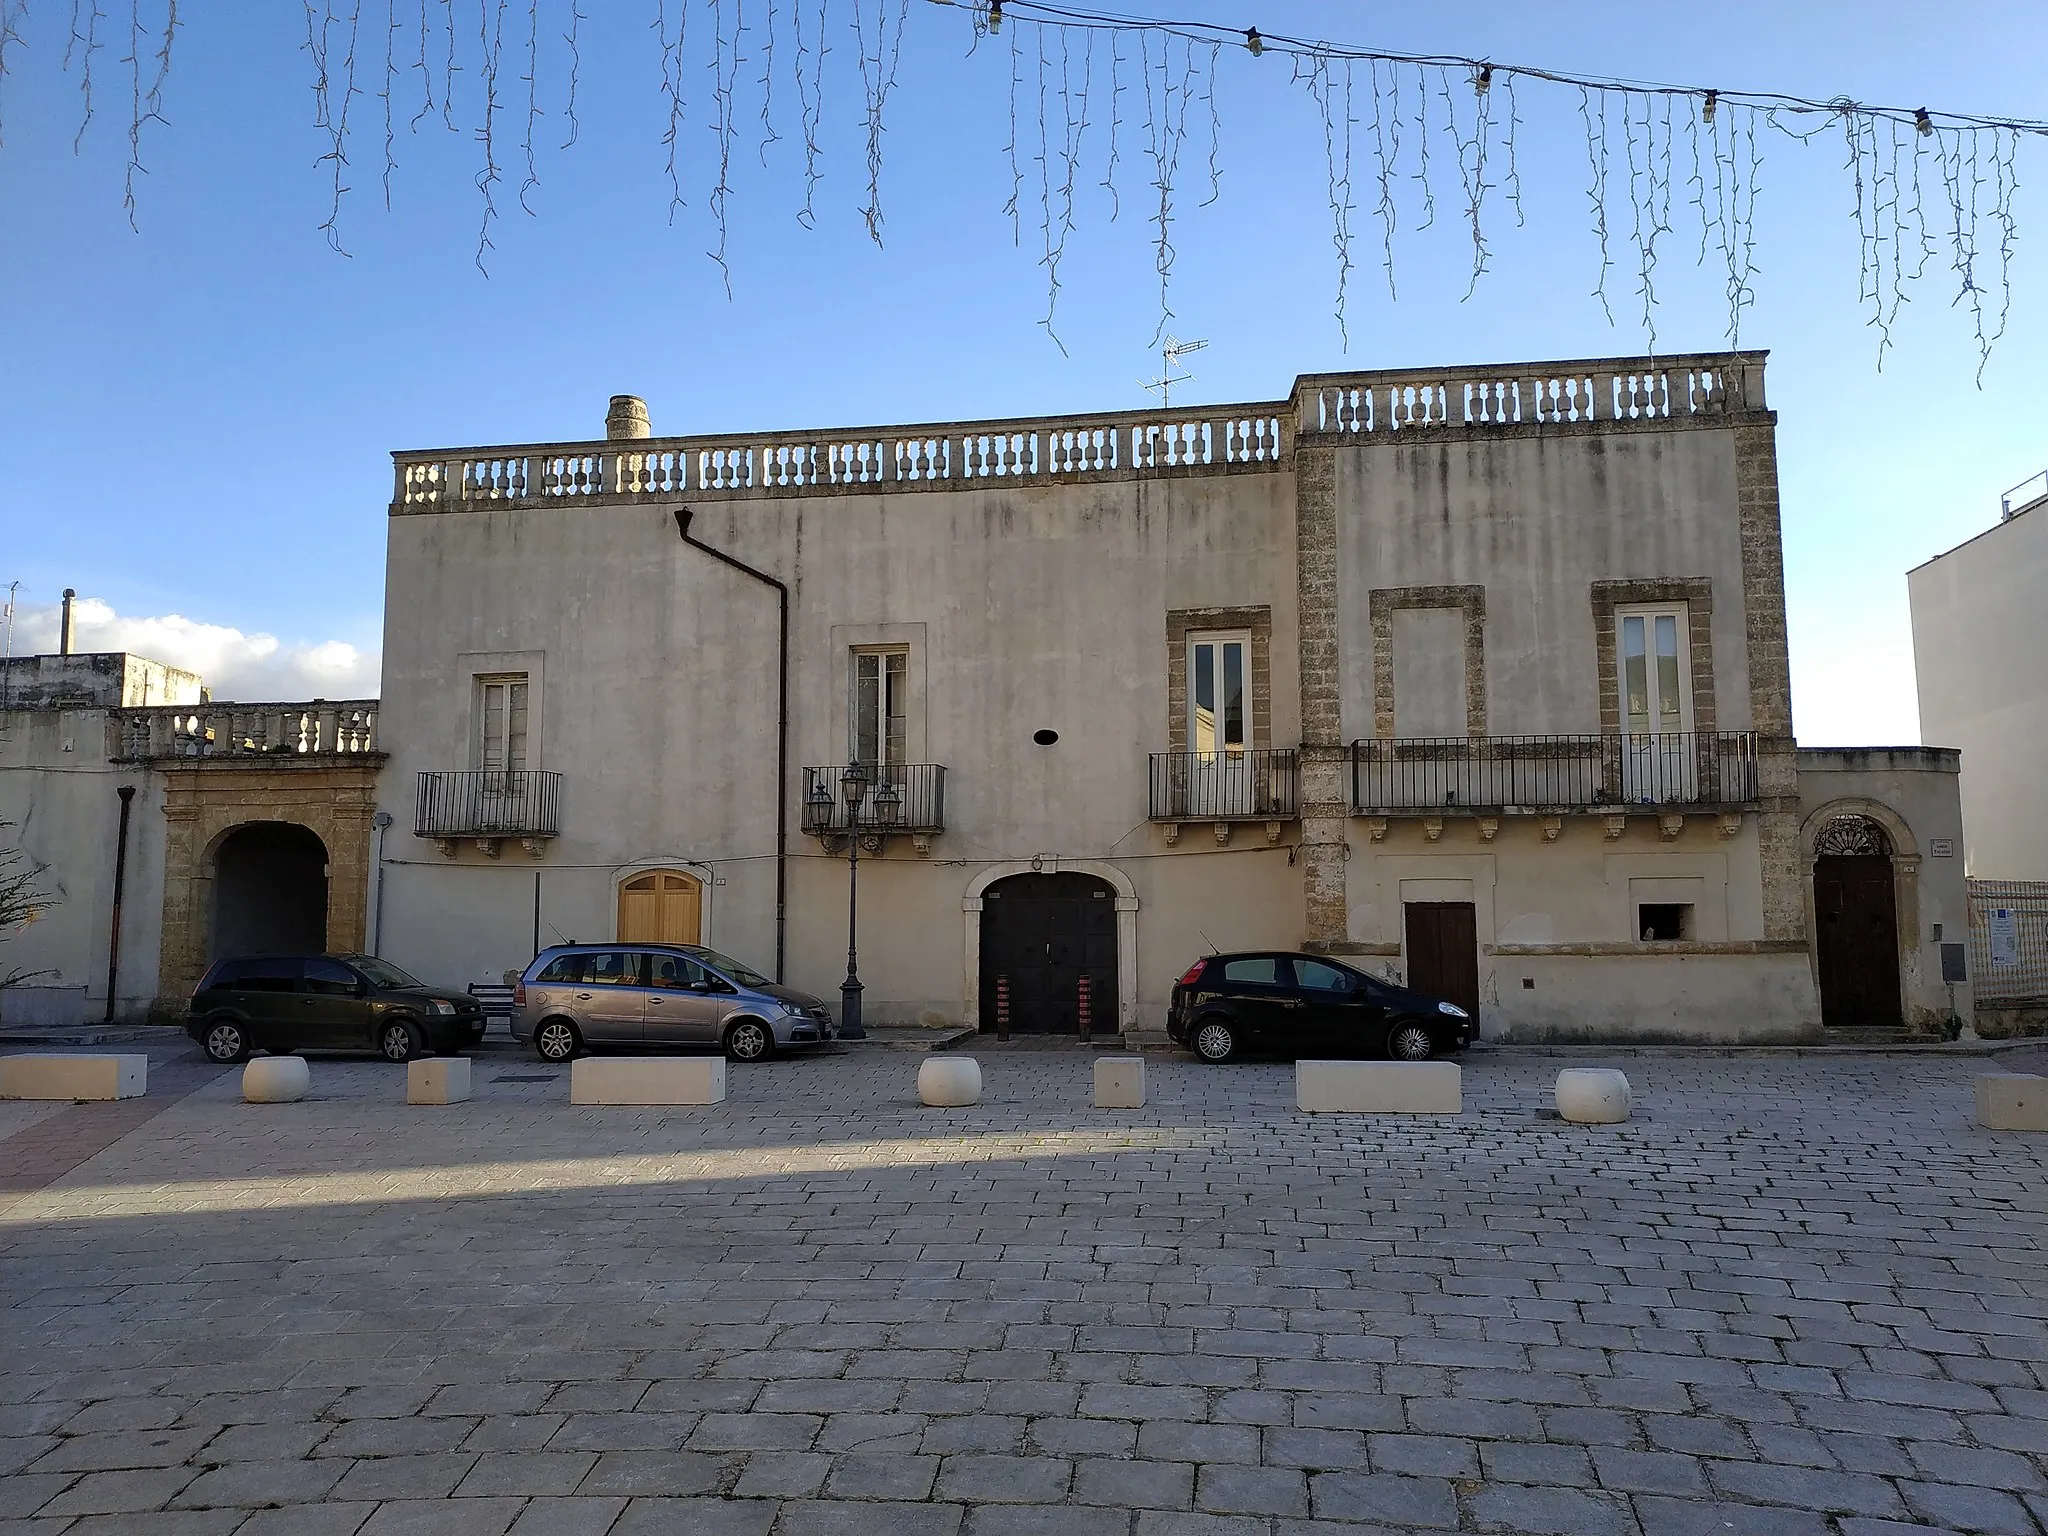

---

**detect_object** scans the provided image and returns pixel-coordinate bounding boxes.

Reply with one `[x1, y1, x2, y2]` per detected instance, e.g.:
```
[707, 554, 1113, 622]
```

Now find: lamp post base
[839, 978, 867, 1040]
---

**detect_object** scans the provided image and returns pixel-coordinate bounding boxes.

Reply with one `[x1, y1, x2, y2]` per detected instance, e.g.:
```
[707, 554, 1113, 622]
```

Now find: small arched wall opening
[210, 822, 329, 961]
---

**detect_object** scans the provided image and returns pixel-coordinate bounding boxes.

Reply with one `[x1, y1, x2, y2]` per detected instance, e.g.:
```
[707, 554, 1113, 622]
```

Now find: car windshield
[350, 956, 424, 989]
[690, 948, 772, 988]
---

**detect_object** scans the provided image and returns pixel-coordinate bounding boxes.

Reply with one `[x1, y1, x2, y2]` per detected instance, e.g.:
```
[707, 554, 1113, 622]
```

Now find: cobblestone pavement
[1, 1039, 2044, 1535]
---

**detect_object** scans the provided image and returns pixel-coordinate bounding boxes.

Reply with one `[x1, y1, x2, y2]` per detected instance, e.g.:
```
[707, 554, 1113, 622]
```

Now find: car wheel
[724, 1018, 774, 1063]
[202, 1018, 249, 1064]
[379, 1020, 426, 1063]
[535, 1017, 581, 1062]
[1385, 1020, 1435, 1061]
[1192, 1018, 1237, 1063]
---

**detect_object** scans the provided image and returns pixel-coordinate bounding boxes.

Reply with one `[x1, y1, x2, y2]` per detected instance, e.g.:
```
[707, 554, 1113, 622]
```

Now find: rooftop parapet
[390, 351, 1767, 514]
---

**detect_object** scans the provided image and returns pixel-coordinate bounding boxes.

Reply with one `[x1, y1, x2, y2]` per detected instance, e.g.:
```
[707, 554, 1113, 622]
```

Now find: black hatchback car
[1168, 951, 1475, 1063]
[186, 954, 486, 1064]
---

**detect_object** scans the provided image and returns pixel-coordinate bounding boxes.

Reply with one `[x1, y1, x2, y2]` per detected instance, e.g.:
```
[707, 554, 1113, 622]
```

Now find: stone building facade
[368, 352, 1973, 1043]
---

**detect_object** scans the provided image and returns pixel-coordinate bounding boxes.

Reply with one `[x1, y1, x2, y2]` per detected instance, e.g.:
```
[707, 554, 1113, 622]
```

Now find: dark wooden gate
[1815, 854, 1902, 1028]
[979, 873, 1118, 1034]
[1404, 902, 1480, 1017]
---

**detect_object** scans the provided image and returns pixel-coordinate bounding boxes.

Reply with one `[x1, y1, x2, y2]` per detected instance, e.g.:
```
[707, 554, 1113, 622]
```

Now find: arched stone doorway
[211, 822, 329, 961]
[978, 872, 1119, 1034]
[1813, 814, 1903, 1029]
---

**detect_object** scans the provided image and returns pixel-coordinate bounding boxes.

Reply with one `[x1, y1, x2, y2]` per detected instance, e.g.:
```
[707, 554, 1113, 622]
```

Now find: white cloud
[6, 597, 381, 702]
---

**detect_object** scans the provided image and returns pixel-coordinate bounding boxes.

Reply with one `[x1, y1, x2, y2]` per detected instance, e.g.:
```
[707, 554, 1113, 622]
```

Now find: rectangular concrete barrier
[0, 1053, 148, 1102]
[1297, 1059, 1461, 1114]
[407, 1057, 473, 1105]
[1094, 1056, 1146, 1109]
[1976, 1073, 2048, 1132]
[571, 1055, 726, 1106]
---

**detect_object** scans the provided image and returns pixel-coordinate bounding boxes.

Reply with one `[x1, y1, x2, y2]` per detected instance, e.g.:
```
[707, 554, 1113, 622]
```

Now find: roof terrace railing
[391, 351, 1766, 512]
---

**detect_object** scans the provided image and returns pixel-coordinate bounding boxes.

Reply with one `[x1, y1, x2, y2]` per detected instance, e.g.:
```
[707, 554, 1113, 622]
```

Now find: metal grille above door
[979, 873, 1118, 1035]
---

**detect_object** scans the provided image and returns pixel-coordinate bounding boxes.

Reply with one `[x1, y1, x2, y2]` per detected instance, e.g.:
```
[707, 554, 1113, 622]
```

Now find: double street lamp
[833, 760, 901, 1042]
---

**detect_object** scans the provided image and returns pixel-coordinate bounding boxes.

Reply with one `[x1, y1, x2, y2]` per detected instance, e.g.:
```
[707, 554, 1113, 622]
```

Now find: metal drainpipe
[104, 785, 135, 1022]
[674, 507, 789, 983]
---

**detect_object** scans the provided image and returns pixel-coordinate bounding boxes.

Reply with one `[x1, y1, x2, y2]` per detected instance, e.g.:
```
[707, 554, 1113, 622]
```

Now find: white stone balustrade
[109, 700, 380, 762]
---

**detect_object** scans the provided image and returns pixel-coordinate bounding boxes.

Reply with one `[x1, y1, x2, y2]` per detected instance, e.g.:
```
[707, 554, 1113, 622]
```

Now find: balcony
[801, 764, 947, 854]
[1351, 733, 1760, 839]
[110, 701, 381, 762]
[415, 770, 562, 856]
[1149, 750, 1300, 845]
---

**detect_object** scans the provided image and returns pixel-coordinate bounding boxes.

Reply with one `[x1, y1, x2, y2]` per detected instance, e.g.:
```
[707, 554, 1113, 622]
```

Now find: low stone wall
[1484, 950, 1824, 1045]
[1975, 1002, 2048, 1039]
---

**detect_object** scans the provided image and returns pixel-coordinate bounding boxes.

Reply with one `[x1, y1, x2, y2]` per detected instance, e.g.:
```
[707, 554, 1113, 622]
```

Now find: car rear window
[581, 950, 642, 986]
[1219, 957, 1281, 985]
[213, 957, 300, 992]
[533, 954, 583, 984]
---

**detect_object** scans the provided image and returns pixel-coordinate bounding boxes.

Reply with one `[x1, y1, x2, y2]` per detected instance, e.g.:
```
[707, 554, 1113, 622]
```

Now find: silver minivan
[512, 943, 835, 1063]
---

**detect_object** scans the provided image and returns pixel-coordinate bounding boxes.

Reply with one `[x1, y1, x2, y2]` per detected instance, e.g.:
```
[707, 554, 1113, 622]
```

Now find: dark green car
[186, 954, 485, 1064]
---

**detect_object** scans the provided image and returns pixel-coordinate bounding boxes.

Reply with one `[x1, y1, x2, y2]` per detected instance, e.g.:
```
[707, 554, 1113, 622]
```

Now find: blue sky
[0, 1, 2042, 736]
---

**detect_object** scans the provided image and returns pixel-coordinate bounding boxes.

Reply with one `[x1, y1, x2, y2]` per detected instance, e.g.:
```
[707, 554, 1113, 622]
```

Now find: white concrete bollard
[242, 1056, 310, 1104]
[1297, 1060, 1461, 1114]
[407, 1057, 472, 1105]
[1094, 1056, 1146, 1109]
[570, 1056, 725, 1106]
[1555, 1068, 1633, 1124]
[0, 1053, 147, 1101]
[918, 1056, 982, 1107]
[1976, 1073, 2048, 1132]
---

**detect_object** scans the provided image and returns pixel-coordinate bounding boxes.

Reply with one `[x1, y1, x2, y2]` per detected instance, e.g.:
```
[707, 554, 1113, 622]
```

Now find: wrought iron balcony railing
[1149, 750, 1301, 821]
[414, 770, 563, 839]
[801, 764, 948, 837]
[1351, 733, 1760, 813]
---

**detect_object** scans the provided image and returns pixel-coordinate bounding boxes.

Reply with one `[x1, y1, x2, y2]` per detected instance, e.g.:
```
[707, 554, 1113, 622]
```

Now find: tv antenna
[1140, 336, 1207, 408]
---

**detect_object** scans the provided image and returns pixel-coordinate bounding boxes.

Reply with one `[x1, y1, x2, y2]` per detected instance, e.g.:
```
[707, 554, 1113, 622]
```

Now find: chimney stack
[59, 588, 76, 656]
[606, 395, 651, 441]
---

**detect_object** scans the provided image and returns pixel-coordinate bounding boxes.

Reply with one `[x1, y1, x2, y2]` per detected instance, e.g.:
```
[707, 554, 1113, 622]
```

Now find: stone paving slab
[0, 1041, 2043, 1534]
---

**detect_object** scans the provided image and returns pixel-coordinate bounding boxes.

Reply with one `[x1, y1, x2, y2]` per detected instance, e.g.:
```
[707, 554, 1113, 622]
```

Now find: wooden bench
[467, 982, 517, 1035]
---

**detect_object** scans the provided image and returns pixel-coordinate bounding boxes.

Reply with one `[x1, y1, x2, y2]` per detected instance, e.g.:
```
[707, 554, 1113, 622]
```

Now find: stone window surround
[1590, 580, 1717, 739]
[1369, 586, 1487, 740]
[1166, 607, 1273, 752]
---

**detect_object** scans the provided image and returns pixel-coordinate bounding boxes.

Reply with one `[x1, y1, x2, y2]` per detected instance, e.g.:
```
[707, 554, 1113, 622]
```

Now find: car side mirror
[355, 982, 373, 997]
[688, 979, 711, 992]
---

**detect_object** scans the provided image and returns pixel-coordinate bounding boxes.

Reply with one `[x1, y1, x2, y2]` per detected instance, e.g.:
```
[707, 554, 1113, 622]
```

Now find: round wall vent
[1032, 728, 1060, 746]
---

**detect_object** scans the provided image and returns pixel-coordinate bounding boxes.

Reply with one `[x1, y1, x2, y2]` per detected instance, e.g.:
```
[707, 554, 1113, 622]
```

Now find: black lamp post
[837, 761, 870, 1040]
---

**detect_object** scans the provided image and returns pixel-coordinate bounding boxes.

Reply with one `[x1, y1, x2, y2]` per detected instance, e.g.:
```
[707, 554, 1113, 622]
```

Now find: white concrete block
[407, 1056, 473, 1105]
[571, 1055, 726, 1106]
[1094, 1056, 1146, 1109]
[242, 1056, 310, 1104]
[0, 1053, 147, 1101]
[918, 1056, 982, 1107]
[1976, 1073, 2048, 1132]
[1555, 1068, 1633, 1124]
[1296, 1060, 1461, 1114]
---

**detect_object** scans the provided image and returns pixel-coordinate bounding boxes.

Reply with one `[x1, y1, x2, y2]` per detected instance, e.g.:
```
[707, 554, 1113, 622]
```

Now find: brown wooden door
[1814, 854, 1902, 1028]
[618, 871, 702, 946]
[1404, 902, 1480, 1017]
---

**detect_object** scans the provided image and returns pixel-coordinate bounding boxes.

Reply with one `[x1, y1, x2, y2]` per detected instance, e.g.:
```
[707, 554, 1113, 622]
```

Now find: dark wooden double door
[1404, 902, 1480, 1016]
[980, 873, 1117, 1034]
[1815, 854, 1902, 1028]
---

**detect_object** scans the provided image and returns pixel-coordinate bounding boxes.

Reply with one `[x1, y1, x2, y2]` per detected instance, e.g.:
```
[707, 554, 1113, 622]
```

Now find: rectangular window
[852, 649, 908, 766]
[1617, 609, 1689, 736]
[1638, 903, 1692, 942]
[475, 673, 530, 772]
[1188, 632, 1250, 755]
